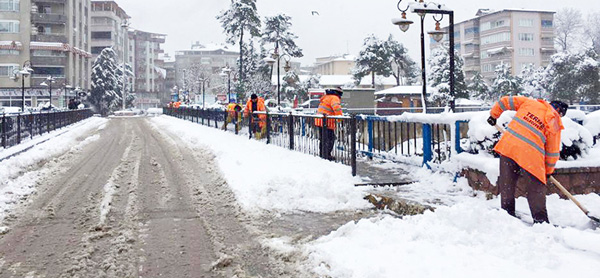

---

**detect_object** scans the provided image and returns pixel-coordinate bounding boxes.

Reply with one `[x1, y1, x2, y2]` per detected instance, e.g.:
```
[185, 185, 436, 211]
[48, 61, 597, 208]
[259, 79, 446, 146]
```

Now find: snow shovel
[495, 124, 600, 224]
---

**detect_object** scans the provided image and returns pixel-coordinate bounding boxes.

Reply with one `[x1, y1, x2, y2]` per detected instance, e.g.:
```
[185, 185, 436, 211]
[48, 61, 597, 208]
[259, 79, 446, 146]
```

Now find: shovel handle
[494, 124, 505, 133]
[549, 176, 590, 215]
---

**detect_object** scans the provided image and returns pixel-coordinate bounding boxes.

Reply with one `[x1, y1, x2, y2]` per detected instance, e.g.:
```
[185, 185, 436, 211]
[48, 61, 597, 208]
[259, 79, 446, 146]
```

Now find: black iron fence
[1, 109, 93, 149]
[164, 107, 480, 175]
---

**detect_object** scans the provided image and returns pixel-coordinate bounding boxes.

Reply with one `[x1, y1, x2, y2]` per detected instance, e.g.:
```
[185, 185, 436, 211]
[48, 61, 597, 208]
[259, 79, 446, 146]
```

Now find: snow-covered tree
[260, 13, 303, 58]
[217, 0, 261, 83]
[281, 70, 300, 101]
[239, 41, 272, 100]
[490, 62, 522, 99]
[90, 48, 119, 116]
[543, 50, 600, 104]
[353, 34, 393, 88]
[386, 35, 419, 86]
[114, 63, 134, 110]
[297, 74, 321, 102]
[427, 43, 468, 106]
[519, 64, 547, 99]
[555, 8, 584, 52]
[467, 72, 491, 101]
[585, 12, 600, 55]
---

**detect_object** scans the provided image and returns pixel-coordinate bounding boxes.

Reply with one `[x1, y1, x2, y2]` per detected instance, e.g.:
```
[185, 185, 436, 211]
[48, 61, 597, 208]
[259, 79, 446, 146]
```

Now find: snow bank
[584, 110, 600, 138]
[307, 195, 600, 278]
[0, 117, 107, 224]
[150, 116, 369, 214]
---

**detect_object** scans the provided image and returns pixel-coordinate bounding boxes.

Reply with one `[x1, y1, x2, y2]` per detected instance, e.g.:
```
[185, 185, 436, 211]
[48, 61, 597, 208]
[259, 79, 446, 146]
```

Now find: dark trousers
[320, 128, 336, 161]
[498, 155, 549, 223]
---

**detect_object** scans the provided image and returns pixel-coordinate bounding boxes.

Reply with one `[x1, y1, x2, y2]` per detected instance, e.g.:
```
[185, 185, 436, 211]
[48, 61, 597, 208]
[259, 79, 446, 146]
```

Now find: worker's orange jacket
[244, 97, 266, 127]
[226, 103, 239, 117]
[491, 96, 564, 184]
[315, 94, 343, 130]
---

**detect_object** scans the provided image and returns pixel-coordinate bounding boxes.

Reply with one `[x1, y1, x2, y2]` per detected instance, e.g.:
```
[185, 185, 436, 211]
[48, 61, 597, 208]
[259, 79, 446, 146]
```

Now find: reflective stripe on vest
[506, 127, 546, 156]
[513, 117, 546, 145]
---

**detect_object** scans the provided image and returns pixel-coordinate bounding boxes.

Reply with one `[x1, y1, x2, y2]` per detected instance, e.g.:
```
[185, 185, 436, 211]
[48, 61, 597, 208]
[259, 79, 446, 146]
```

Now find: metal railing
[1, 109, 93, 149]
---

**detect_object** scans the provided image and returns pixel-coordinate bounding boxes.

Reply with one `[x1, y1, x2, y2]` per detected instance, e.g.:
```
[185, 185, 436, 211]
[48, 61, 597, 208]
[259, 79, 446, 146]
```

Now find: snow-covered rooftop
[272, 74, 398, 87]
[374, 85, 426, 96]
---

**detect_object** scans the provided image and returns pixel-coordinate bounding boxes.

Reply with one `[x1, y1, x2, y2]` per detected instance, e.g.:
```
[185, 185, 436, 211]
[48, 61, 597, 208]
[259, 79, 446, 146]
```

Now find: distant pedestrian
[68, 99, 77, 110]
[488, 96, 567, 224]
[315, 87, 343, 161]
[244, 94, 267, 139]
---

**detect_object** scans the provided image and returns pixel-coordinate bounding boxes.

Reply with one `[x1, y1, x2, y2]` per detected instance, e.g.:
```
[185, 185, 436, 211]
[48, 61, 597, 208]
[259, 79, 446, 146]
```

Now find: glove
[487, 116, 497, 126]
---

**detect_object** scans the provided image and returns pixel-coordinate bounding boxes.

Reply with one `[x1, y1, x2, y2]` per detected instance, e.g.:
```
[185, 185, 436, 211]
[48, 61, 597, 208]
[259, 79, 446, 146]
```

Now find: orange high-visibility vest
[315, 94, 343, 130]
[244, 97, 266, 127]
[491, 96, 564, 184]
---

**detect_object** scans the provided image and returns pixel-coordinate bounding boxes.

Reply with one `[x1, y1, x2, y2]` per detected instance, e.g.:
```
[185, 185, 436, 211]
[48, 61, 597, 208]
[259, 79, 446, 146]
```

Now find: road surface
[0, 117, 363, 277]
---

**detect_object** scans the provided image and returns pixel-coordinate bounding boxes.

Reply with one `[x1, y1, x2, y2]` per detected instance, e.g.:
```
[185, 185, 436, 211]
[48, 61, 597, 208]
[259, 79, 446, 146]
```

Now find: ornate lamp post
[263, 48, 292, 106]
[12, 61, 33, 112]
[392, 0, 456, 112]
[121, 19, 130, 111]
[196, 73, 209, 109]
[40, 76, 56, 110]
[220, 66, 232, 103]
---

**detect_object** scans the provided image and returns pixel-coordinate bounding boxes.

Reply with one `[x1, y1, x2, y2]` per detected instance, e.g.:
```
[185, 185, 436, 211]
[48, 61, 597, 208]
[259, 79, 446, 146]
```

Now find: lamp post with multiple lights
[392, 0, 456, 112]
[263, 48, 292, 106]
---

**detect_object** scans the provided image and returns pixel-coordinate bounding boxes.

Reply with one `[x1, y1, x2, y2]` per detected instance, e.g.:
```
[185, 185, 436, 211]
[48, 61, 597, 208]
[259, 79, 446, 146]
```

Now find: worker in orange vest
[222, 100, 242, 131]
[315, 87, 343, 161]
[244, 94, 267, 139]
[488, 96, 568, 223]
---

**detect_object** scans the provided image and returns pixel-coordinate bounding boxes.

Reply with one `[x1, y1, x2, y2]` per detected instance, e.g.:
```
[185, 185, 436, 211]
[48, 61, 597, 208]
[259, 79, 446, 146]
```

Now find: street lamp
[12, 61, 34, 112]
[40, 76, 56, 110]
[64, 84, 72, 109]
[263, 48, 292, 106]
[220, 66, 232, 103]
[121, 19, 130, 111]
[392, 0, 456, 112]
[196, 73, 209, 109]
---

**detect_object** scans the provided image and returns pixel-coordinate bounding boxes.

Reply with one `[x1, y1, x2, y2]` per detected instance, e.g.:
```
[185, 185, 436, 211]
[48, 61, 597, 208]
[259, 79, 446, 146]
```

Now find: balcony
[31, 33, 68, 43]
[31, 13, 67, 25]
[31, 56, 68, 66]
[32, 0, 67, 3]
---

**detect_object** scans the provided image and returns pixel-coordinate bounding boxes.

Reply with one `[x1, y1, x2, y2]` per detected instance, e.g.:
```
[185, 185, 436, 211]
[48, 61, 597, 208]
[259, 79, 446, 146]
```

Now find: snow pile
[0, 117, 107, 224]
[583, 110, 600, 140]
[465, 111, 514, 155]
[560, 117, 594, 160]
[150, 116, 368, 214]
[307, 196, 600, 278]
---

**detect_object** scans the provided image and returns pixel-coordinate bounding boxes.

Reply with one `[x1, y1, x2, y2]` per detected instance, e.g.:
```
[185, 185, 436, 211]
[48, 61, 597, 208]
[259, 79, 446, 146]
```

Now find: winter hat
[251, 94, 258, 100]
[550, 100, 568, 117]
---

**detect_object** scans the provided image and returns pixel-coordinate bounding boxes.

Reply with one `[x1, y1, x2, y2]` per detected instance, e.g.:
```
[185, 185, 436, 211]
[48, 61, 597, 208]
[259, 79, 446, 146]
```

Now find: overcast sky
[116, 0, 599, 66]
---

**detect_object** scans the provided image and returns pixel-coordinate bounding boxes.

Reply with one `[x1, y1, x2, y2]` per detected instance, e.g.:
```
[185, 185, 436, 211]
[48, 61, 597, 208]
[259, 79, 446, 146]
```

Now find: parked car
[295, 99, 320, 114]
[265, 99, 293, 112]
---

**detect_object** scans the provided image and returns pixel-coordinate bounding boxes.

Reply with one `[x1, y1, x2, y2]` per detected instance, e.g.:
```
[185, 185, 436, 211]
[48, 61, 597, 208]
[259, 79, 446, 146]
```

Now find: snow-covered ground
[151, 115, 599, 278]
[2, 114, 599, 277]
[0, 117, 108, 226]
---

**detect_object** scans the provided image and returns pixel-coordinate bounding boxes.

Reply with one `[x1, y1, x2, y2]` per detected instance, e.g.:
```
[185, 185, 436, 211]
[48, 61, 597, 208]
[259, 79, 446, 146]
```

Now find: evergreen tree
[467, 72, 491, 101]
[543, 50, 600, 104]
[281, 70, 300, 101]
[217, 0, 261, 83]
[519, 64, 547, 99]
[427, 44, 468, 106]
[490, 62, 522, 99]
[90, 48, 119, 116]
[115, 63, 134, 110]
[240, 41, 272, 100]
[385, 35, 419, 86]
[298, 74, 321, 102]
[353, 34, 392, 88]
[260, 13, 303, 58]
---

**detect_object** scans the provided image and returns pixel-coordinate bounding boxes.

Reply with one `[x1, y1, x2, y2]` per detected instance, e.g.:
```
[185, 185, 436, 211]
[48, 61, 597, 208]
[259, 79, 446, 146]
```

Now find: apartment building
[128, 29, 166, 109]
[314, 54, 355, 75]
[433, 9, 556, 83]
[90, 0, 129, 62]
[0, 0, 92, 107]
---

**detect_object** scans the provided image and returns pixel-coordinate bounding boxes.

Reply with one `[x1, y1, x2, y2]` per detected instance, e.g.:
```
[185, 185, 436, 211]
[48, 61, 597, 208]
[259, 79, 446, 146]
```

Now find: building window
[542, 20, 553, 28]
[465, 27, 479, 35]
[0, 20, 19, 33]
[0, 0, 19, 12]
[518, 48, 535, 56]
[481, 19, 507, 31]
[519, 33, 534, 41]
[480, 51, 490, 59]
[519, 19, 534, 27]
[482, 64, 494, 73]
[481, 32, 511, 45]
[0, 49, 19, 55]
[32, 50, 66, 57]
[32, 66, 65, 77]
[0, 64, 19, 77]
[91, 31, 111, 39]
